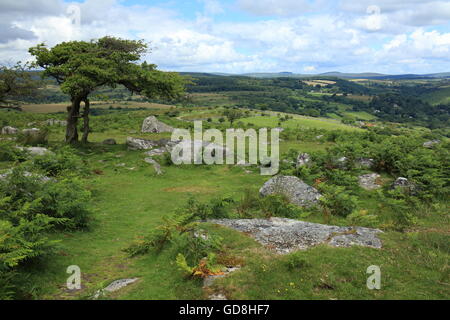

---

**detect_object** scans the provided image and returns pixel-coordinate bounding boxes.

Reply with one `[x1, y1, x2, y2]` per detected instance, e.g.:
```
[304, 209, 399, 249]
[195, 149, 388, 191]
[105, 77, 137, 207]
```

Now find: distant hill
[318, 71, 387, 78]
[202, 71, 450, 80]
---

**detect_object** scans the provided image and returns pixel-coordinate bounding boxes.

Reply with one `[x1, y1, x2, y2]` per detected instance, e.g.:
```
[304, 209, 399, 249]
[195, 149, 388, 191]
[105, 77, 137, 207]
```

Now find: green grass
[421, 86, 450, 105]
[239, 115, 362, 131]
[1, 106, 448, 300]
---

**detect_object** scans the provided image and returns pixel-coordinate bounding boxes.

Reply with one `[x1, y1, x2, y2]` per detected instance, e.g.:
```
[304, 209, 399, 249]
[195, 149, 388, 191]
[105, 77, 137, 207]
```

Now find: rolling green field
[239, 115, 362, 131]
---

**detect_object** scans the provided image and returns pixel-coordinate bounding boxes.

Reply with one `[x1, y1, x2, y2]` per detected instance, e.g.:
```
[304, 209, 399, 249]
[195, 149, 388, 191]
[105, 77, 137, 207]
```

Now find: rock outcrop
[259, 175, 321, 207]
[126, 137, 158, 150]
[141, 116, 174, 133]
[210, 217, 383, 254]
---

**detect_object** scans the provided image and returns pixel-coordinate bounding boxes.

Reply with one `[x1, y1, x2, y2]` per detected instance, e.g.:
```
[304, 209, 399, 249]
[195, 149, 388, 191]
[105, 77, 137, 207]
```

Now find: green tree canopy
[0, 62, 40, 110]
[29, 36, 186, 143]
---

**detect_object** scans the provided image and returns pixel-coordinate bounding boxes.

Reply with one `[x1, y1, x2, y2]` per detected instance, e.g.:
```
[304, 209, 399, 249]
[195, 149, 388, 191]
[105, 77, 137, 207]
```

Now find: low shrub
[17, 128, 49, 146]
[31, 146, 86, 177]
[319, 184, 358, 217]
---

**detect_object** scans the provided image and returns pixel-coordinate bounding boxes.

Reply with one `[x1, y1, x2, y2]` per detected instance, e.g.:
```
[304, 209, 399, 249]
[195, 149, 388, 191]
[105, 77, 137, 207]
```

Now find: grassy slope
[2, 107, 448, 300]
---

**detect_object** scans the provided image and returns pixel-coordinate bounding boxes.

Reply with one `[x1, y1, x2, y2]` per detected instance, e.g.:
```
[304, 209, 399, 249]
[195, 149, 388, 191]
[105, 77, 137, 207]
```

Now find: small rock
[45, 119, 67, 126]
[259, 175, 321, 207]
[102, 138, 117, 145]
[1, 126, 18, 135]
[315, 135, 324, 140]
[358, 173, 381, 190]
[144, 148, 167, 157]
[391, 177, 415, 192]
[93, 278, 138, 299]
[356, 158, 374, 169]
[296, 153, 311, 168]
[141, 116, 174, 133]
[144, 157, 163, 175]
[22, 128, 41, 135]
[209, 293, 227, 300]
[423, 140, 440, 148]
[104, 278, 138, 293]
[126, 137, 158, 150]
[16, 146, 53, 156]
[203, 266, 241, 288]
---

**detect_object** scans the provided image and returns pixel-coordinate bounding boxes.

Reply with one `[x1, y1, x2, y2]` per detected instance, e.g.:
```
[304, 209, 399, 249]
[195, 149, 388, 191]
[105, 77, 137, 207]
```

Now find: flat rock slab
[210, 218, 382, 254]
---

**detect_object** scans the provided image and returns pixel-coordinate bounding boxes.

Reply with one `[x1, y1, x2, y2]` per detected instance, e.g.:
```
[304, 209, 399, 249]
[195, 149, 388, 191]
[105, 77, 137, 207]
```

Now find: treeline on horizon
[12, 71, 450, 129]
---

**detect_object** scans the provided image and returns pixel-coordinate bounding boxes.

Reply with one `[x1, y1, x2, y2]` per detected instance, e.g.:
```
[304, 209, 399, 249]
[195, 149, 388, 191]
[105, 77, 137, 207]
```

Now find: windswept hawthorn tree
[29, 37, 186, 143]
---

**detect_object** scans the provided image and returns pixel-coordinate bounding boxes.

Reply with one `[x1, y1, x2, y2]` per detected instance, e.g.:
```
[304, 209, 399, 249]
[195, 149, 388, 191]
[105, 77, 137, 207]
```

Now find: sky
[1, 0, 450, 74]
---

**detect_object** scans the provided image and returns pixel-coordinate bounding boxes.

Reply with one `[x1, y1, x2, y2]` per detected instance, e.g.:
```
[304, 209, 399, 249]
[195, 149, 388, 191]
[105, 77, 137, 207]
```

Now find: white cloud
[237, 0, 327, 17]
[1, 0, 450, 74]
[303, 65, 316, 72]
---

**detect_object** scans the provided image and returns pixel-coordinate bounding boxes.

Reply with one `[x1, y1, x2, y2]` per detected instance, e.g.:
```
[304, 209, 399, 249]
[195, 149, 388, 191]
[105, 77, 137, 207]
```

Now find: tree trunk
[81, 98, 90, 144]
[66, 97, 81, 144]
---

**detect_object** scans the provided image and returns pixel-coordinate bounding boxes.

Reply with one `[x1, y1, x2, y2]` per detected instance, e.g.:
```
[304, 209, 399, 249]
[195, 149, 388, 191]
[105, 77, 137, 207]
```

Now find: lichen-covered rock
[126, 137, 158, 150]
[16, 146, 53, 156]
[259, 175, 321, 207]
[144, 148, 167, 157]
[0, 170, 54, 183]
[22, 128, 41, 135]
[391, 177, 415, 192]
[356, 158, 374, 169]
[141, 116, 174, 133]
[210, 217, 383, 254]
[358, 173, 381, 190]
[1, 126, 18, 135]
[423, 140, 441, 148]
[93, 278, 139, 299]
[296, 153, 311, 168]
